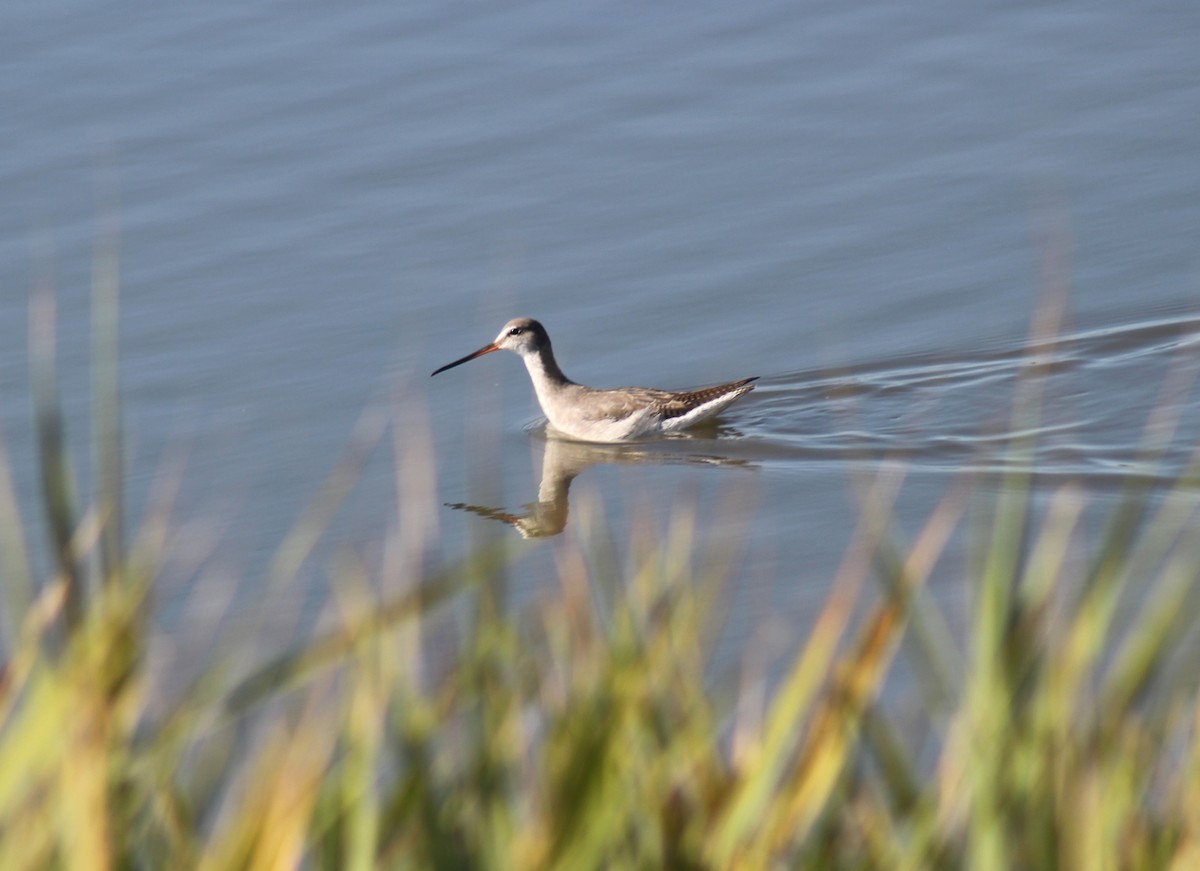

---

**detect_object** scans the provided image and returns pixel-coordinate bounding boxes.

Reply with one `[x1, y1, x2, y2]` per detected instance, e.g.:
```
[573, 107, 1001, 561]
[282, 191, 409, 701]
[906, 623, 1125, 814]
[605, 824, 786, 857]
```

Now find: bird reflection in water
[447, 425, 756, 538]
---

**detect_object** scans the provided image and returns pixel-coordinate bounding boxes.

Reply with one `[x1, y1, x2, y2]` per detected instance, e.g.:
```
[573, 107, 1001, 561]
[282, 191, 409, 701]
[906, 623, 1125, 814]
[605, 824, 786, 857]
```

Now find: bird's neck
[523, 346, 572, 394]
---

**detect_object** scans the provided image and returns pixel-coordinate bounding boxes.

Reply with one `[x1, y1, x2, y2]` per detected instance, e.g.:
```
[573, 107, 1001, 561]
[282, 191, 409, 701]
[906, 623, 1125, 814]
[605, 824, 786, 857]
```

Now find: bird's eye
[509, 327, 523, 336]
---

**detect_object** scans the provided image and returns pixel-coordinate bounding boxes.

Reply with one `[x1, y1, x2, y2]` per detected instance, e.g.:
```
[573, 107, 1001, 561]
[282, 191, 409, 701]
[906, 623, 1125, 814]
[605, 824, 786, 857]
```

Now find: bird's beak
[431, 342, 500, 376]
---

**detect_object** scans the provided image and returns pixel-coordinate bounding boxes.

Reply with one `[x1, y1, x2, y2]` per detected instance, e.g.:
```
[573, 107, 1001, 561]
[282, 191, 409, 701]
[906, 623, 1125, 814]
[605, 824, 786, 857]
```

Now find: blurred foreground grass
[4, 279, 1200, 869]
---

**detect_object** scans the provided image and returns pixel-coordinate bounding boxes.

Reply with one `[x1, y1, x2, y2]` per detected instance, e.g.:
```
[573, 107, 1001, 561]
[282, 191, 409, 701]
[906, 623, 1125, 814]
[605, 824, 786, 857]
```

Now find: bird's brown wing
[649, 377, 759, 420]
[574, 377, 758, 423]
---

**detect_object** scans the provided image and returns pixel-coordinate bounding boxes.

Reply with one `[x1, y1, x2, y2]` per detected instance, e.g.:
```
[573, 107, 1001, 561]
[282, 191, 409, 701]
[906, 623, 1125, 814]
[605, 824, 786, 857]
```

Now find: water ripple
[735, 313, 1200, 485]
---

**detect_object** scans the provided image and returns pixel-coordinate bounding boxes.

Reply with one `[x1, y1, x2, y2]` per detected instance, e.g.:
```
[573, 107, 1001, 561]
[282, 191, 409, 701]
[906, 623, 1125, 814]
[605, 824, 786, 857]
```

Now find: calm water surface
[4, 1, 1199, 672]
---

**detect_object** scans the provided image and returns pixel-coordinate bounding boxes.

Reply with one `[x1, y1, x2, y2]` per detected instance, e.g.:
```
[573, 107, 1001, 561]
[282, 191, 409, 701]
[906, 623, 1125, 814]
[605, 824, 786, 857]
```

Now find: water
[4, 1, 1199, 668]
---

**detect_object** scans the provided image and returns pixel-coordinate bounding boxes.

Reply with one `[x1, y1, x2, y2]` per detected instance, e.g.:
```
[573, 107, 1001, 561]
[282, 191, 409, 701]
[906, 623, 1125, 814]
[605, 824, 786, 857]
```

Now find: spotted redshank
[431, 317, 758, 442]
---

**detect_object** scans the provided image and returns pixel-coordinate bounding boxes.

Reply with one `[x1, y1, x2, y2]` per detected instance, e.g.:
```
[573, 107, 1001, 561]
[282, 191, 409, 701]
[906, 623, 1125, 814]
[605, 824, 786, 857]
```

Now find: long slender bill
[431, 343, 500, 376]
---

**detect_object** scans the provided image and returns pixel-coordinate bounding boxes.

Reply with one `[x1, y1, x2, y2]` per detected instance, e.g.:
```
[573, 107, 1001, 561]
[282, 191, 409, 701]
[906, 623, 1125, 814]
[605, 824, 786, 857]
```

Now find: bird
[431, 317, 757, 442]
